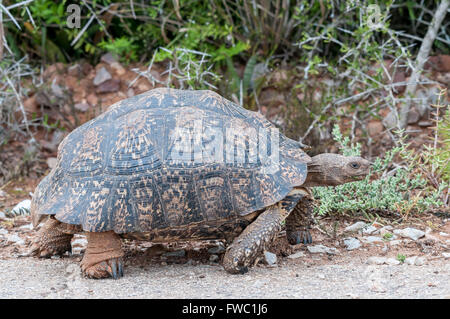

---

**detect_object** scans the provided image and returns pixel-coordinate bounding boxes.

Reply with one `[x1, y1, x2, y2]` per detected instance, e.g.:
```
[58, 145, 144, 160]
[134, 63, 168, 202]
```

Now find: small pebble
[287, 251, 305, 259]
[345, 222, 367, 232]
[393, 228, 425, 241]
[264, 251, 277, 266]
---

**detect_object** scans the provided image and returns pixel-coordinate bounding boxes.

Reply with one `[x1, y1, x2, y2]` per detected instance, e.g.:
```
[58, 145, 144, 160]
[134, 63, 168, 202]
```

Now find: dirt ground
[1, 207, 449, 299]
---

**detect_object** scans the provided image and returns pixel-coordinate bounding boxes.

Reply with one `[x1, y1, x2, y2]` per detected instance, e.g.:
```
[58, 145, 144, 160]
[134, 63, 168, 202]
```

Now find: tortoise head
[303, 153, 371, 187]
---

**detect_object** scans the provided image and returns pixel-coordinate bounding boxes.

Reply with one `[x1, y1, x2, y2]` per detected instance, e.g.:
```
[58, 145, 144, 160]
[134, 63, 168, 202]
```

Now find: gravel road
[1, 256, 449, 299]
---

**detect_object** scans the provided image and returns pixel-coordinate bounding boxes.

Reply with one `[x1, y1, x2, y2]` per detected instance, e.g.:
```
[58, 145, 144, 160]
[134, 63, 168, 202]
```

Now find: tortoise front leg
[285, 196, 314, 245]
[223, 204, 288, 274]
[81, 231, 124, 279]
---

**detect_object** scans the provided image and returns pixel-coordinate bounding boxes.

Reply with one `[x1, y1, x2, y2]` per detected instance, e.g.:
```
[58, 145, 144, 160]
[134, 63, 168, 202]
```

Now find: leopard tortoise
[30, 88, 370, 279]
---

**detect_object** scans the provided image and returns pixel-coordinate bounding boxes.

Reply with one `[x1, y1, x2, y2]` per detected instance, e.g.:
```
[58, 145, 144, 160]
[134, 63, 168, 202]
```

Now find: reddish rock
[23, 96, 39, 114]
[407, 107, 420, 124]
[74, 102, 90, 112]
[96, 79, 120, 93]
[367, 121, 384, 137]
[392, 71, 406, 94]
[424, 55, 450, 72]
[86, 93, 99, 106]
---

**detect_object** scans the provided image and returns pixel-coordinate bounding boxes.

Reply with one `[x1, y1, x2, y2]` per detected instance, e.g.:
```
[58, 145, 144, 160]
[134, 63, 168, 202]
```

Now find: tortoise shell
[31, 88, 310, 233]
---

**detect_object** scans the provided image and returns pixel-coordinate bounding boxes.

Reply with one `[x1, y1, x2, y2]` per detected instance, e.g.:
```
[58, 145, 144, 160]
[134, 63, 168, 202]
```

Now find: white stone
[307, 245, 339, 255]
[287, 251, 305, 259]
[439, 232, 449, 237]
[367, 256, 386, 265]
[389, 240, 403, 246]
[405, 256, 417, 265]
[344, 237, 361, 250]
[7, 234, 25, 245]
[363, 225, 378, 235]
[386, 258, 401, 265]
[414, 257, 425, 266]
[19, 223, 33, 230]
[442, 252, 450, 259]
[0, 228, 8, 236]
[0, 211, 5, 219]
[93, 67, 112, 86]
[11, 199, 31, 216]
[393, 228, 425, 241]
[345, 222, 367, 232]
[264, 251, 277, 266]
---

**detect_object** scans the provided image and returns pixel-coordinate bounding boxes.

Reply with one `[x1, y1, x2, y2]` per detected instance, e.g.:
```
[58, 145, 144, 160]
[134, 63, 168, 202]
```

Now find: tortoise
[30, 88, 370, 279]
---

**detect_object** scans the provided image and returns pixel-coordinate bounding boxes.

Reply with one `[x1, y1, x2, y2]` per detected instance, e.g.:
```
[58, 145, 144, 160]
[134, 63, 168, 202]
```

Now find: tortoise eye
[350, 162, 360, 169]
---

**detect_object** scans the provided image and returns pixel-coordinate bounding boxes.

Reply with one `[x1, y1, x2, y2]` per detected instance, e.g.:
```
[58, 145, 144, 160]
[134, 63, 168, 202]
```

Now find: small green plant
[312, 125, 445, 218]
[383, 232, 393, 240]
[397, 254, 406, 263]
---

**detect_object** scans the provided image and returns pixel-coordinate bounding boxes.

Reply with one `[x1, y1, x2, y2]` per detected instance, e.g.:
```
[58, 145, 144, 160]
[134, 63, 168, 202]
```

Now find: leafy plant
[312, 125, 445, 218]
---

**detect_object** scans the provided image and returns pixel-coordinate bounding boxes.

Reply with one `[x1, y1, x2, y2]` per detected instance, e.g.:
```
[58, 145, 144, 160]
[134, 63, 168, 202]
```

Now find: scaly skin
[223, 203, 289, 274]
[30, 218, 79, 258]
[81, 231, 124, 279]
[285, 197, 314, 245]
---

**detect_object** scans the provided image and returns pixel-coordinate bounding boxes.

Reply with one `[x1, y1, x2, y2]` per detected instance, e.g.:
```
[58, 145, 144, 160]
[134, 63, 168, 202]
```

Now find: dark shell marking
[32, 88, 309, 234]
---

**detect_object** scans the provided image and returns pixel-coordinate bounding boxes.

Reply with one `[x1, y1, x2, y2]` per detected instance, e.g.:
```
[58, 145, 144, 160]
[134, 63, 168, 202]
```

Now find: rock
[96, 79, 120, 93]
[110, 62, 126, 76]
[46, 157, 58, 169]
[7, 234, 25, 245]
[389, 240, 403, 246]
[0, 189, 6, 197]
[394, 228, 425, 241]
[127, 88, 135, 98]
[162, 249, 186, 257]
[442, 252, 450, 259]
[345, 221, 367, 232]
[307, 245, 339, 255]
[71, 236, 88, 255]
[86, 93, 99, 106]
[264, 251, 277, 266]
[414, 257, 425, 266]
[287, 251, 305, 259]
[367, 256, 386, 265]
[382, 111, 399, 129]
[0, 228, 8, 236]
[0, 211, 5, 219]
[74, 102, 90, 112]
[67, 64, 82, 77]
[11, 199, 32, 216]
[51, 79, 64, 98]
[363, 225, 378, 235]
[100, 52, 118, 65]
[386, 258, 400, 265]
[343, 237, 361, 250]
[19, 223, 33, 230]
[439, 232, 449, 237]
[23, 95, 39, 114]
[407, 107, 420, 124]
[93, 67, 112, 86]
[367, 121, 384, 137]
[418, 120, 433, 127]
[405, 256, 417, 265]
[209, 254, 219, 262]
[392, 71, 406, 94]
[207, 243, 225, 254]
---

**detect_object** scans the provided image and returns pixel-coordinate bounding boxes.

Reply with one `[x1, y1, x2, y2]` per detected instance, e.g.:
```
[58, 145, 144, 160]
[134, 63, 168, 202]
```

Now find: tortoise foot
[286, 229, 312, 245]
[81, 231, 124, 279]
[81, 257, 124, 279]
[30, 219, 73, 258]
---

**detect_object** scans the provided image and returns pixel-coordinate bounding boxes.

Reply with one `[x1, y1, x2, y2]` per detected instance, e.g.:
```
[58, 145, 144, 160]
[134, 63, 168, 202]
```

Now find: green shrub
[312, 125, 445, 217]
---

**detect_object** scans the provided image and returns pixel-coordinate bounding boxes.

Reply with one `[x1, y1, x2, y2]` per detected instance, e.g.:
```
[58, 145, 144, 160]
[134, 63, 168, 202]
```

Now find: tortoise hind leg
[30, 217, 79, 258]
[81, 231, 124, 279]
[223, 204, 287, 274]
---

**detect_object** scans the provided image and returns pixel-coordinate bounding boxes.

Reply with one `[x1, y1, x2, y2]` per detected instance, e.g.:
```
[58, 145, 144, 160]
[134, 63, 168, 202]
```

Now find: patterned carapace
[32, 88, 310, 233]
